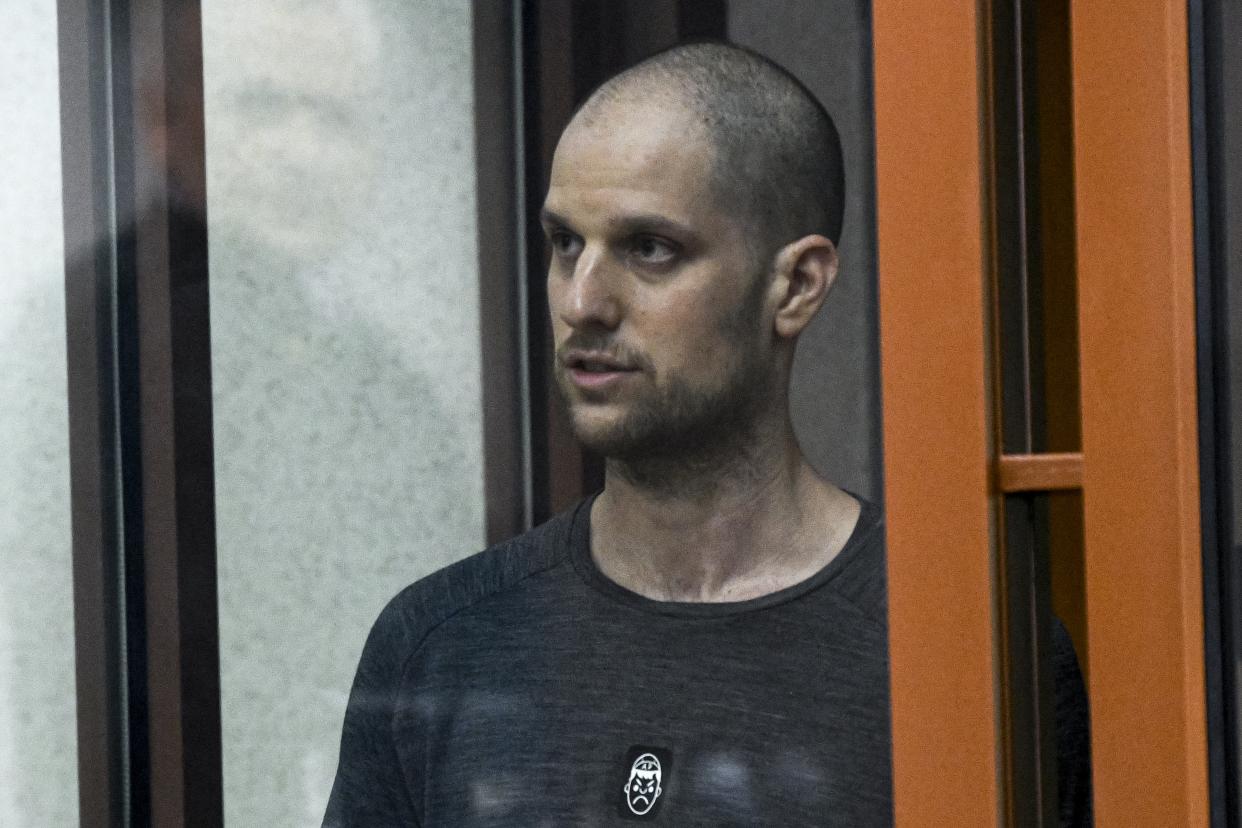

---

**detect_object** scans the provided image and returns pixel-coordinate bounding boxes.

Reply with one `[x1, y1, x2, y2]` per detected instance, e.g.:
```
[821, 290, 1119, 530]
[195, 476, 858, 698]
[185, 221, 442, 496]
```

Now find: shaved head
[570, 41, 844, 260]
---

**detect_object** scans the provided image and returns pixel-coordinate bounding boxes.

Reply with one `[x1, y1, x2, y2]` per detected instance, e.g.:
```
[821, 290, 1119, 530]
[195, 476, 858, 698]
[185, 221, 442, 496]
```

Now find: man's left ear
[770, 235, 839, 338]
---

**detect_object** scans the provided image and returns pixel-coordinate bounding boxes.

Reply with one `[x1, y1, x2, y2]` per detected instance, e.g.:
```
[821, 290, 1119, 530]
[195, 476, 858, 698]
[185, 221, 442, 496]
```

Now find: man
[324, 42, 1091, 825]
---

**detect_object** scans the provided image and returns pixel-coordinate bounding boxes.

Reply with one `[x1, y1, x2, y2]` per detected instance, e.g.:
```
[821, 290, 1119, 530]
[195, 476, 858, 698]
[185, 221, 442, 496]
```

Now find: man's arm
[1054, 618, 1093, 827]
[323, 599, 420, 827]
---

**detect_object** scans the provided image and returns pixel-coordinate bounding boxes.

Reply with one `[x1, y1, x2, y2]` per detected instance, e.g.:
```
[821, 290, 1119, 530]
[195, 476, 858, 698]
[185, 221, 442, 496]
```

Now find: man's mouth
[562, 350, 640, 389]
[563, 351, 633, 372]
[632, 794, 650, 806]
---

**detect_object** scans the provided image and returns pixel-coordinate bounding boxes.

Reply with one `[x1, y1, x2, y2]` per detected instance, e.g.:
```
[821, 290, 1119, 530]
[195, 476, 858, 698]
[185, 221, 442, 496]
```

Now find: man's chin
[567, 422, 632, 459]
[566, 408, 648, 459]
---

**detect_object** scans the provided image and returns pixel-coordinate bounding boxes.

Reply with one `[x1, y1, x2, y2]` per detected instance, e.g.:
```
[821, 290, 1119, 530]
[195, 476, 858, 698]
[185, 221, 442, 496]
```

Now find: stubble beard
[557, 331, 777, 496]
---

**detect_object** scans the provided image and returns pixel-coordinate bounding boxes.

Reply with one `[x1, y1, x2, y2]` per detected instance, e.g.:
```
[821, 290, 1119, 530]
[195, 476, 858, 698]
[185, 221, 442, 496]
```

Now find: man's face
[541, 99, 776, 461]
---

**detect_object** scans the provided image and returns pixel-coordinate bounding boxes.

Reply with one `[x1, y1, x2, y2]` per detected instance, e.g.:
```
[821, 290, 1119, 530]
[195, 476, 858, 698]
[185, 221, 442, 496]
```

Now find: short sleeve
[322, 599, 421, 827]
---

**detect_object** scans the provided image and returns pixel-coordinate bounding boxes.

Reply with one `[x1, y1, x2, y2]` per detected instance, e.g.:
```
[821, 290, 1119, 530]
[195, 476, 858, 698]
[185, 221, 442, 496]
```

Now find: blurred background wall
[202, 1, 486, 823]
[0, 1, 78, 825]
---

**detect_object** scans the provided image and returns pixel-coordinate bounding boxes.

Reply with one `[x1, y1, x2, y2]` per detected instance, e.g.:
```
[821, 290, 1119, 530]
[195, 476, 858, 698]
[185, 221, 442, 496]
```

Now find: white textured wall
[0, 2, 78, 825]
[202, 1, 485, 824]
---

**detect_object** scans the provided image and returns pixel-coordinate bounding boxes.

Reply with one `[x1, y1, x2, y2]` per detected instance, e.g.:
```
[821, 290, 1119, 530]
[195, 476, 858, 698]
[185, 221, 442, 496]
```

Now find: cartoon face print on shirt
[624, 753, 662, 815]
[618, 747, 673, 819]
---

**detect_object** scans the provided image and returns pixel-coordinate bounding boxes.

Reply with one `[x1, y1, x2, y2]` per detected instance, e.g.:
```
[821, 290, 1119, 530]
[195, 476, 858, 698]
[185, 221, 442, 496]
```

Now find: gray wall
[0, 1, 78, 824]
[202, 1, 485, 823]
[729, 1, 883, 502]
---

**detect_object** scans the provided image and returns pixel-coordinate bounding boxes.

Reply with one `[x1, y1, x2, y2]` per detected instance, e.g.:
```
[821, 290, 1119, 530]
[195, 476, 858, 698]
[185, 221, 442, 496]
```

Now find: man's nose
[558, 246, 622, 330]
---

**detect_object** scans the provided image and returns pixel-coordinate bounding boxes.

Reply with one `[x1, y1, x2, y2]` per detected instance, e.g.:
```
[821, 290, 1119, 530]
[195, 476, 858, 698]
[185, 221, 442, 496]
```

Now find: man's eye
[549, 231, 581, 257]
[630, 236, 677, 265]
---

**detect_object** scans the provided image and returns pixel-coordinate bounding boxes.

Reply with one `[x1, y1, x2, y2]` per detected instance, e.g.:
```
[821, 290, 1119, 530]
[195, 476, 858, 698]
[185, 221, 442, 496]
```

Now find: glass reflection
[203, 1, 485, 823]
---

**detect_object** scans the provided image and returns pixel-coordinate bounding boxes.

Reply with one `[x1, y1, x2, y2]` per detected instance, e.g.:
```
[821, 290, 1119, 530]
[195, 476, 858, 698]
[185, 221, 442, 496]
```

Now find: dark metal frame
[125, 3, 223, 823]
[1189, 0, 1239, 824]
[476, 1, 532, 543]
[61, 0, 223, 823]
[59, 0, 128, 821]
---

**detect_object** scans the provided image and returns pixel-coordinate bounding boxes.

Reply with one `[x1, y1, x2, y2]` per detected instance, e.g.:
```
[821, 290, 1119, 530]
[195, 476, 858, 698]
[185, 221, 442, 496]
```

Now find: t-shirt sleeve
[1054, 618, 1093, 827]
[322, 598, 420, 827]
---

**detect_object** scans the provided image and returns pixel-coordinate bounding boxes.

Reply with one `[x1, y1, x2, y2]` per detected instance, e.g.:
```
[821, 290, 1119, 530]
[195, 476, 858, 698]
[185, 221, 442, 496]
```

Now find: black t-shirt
[324, 498, 1091, 826]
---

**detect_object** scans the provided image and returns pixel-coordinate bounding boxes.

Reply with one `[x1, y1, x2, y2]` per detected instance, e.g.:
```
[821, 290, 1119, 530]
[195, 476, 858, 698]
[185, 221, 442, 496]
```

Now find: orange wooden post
[873, 2, 1002, 824]
[1070, 1, 1210, 824]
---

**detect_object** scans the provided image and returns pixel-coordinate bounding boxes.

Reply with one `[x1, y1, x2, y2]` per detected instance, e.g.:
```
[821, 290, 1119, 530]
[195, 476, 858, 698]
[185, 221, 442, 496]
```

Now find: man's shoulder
[366, 500, 585, 655]
[822, 496, 888, 628]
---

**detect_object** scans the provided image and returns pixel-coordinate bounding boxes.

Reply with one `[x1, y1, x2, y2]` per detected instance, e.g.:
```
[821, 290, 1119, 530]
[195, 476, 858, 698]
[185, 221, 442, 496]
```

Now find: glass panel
[202, 2, 486, 823]
[0, 1, 78, 823]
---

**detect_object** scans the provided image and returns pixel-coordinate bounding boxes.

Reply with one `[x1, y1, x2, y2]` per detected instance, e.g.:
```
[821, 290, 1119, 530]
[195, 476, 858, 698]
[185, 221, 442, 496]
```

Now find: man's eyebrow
[539, 207, 695, 238]
[610, 213, 695, 237]
[539, 207, 570, 228]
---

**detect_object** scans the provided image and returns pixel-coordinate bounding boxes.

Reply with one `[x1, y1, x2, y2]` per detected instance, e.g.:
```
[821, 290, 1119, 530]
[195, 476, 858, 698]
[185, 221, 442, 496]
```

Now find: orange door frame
[872, 3, 1003, 824]
[1070, 2, 1209, 824]
[875, 0, 1211, 824]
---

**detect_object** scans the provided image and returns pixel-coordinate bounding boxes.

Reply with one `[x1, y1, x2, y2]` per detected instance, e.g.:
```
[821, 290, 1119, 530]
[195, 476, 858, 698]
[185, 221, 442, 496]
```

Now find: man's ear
[769, 234, 839, 339]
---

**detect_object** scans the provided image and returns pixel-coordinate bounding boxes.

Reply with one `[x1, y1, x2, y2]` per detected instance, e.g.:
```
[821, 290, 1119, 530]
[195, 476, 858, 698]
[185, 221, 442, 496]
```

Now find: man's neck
[588, 429, 860, 603]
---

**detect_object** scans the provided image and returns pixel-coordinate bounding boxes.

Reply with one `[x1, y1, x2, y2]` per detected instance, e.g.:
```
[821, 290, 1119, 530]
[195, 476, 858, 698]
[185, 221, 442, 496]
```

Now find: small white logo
[623, 753, 664, 816]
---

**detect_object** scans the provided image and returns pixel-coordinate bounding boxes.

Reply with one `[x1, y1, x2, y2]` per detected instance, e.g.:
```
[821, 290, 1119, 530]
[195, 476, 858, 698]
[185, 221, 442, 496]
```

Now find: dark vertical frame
[519, 0, 558, 523]
[126, 2, 222, 824]
[1189, 0, 1238, 823]
[476, 2, 531, 543]
[59, 0, 127, 822]
[60, 0, 223, 824]
[1032, 0, 1087, 680]
[109, 3, 152, 821]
